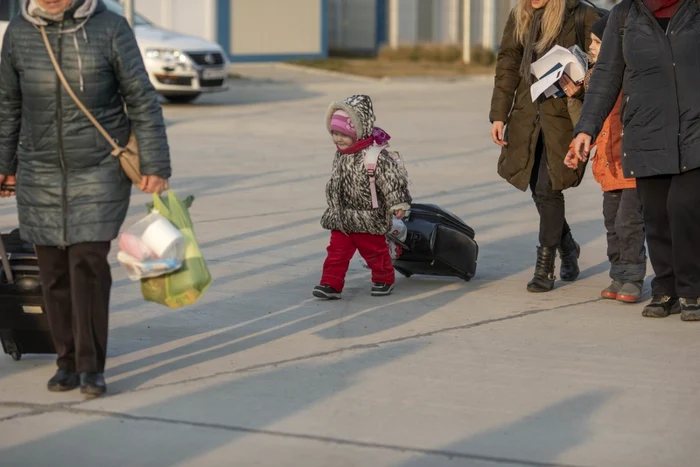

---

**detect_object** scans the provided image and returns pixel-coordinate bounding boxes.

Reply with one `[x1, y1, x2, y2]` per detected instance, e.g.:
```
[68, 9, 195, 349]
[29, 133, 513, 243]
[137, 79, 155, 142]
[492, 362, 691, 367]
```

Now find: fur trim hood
[22, 0, 99, 26]
[326, 95, 377, 140]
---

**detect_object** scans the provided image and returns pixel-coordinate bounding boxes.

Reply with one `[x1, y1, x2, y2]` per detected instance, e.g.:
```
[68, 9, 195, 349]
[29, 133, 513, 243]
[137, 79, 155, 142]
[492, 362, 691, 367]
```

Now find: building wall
[395, 0, 487, 46]
[384, 0, 517, 49]
[497, 0, 515, 46]
[434, 0, 460, 43]
[397, 0, 419, 44]
[133, 0, 216, 42]
[416, 0, 434, 41]
[330, 0, 606, 53]
[327, 0, 377, 52]
[117, 0, 327, 61]
[228, 0, 326, 58]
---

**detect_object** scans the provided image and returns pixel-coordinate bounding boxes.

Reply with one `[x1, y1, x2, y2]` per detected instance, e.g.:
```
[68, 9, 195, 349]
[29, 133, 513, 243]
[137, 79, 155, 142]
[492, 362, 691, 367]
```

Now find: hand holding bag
[40, 26, 142, 186]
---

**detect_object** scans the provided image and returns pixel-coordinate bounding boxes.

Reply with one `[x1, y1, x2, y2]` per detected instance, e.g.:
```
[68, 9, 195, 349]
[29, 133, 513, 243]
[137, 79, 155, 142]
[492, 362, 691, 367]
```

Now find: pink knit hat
[329, 110, 357, 139]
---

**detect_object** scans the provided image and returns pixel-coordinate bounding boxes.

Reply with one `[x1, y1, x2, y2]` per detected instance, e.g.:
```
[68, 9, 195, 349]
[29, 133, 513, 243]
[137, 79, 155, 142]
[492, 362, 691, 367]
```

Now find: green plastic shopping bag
[140, 190, 212, 309]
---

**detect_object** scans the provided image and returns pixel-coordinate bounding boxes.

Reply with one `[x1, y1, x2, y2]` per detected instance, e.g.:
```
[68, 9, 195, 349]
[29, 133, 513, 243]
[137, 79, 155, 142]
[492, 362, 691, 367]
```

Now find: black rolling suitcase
[393, 204, 478, 282]
[0, 229, 55, 361]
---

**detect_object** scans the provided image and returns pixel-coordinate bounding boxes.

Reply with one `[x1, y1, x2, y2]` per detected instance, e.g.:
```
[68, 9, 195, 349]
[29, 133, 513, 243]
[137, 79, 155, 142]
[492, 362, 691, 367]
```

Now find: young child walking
[565, 14, 647, 303]
[313, 95, 411, 300]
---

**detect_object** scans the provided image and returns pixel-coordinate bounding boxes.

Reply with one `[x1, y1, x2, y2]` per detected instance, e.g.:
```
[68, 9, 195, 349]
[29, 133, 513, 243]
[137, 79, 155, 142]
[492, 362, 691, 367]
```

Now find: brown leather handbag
[40, 26, 142, 186]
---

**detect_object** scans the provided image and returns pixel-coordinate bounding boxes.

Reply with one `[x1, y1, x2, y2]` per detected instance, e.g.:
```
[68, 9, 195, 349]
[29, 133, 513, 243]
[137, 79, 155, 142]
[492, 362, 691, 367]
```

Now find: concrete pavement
[1, 65, 699, 467]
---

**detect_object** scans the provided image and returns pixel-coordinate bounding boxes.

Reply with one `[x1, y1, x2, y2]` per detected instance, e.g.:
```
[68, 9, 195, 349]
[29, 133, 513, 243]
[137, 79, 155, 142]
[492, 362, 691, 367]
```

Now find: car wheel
[163, 94, 201, 104]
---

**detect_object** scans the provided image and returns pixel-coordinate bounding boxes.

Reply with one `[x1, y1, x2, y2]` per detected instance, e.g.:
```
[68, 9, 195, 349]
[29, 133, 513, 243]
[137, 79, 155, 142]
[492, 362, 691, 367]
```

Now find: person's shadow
[395, 389, 617, 467]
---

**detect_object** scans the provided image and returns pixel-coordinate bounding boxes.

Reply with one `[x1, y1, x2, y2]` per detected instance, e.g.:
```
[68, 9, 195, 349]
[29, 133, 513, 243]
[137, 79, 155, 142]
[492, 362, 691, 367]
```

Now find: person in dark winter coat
[564, 14, 647, 303]
[0, 0, 171, 395]
[572, 0, 700, 321]
[490, 0, 600, 293]
[314, 95, 411, 300]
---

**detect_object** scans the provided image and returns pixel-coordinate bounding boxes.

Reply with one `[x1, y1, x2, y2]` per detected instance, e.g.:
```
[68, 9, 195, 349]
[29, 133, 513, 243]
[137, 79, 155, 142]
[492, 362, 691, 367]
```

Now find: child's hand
[394, 210, 405, 220]
[573, 133, 593, 161]
[564, 149, 579, 169]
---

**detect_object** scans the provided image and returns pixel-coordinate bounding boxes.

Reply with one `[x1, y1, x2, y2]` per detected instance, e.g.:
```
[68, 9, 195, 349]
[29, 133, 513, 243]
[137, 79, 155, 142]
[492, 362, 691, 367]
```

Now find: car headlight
[145, 49, 190, 67]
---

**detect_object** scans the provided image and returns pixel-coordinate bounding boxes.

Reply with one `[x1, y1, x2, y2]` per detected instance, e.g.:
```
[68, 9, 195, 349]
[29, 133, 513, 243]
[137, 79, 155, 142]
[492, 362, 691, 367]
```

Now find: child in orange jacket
[565, 14, 646, 303]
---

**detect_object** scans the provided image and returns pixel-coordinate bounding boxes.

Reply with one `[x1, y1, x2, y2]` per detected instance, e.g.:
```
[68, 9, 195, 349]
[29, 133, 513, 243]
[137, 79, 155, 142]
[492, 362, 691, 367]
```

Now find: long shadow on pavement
[394, 389, 616, 467]
[100, 214, 602, 391]
[0, 176, 610, 389]
[0, 341, 424, 466]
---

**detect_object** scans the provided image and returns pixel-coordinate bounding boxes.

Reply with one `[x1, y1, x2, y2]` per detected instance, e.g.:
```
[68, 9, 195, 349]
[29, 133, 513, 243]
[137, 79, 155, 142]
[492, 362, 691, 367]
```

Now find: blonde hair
[513, 0, 566, 54]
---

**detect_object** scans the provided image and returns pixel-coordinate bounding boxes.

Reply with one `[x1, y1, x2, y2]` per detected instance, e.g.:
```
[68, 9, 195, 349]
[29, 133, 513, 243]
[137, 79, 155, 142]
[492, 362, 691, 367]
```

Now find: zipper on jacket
[533, 106, 546, 170]
[56, 23, 69, 248]
[657, 4, 681, 168]
[621, 96, 630, 125]
[523, 104, 542, 183]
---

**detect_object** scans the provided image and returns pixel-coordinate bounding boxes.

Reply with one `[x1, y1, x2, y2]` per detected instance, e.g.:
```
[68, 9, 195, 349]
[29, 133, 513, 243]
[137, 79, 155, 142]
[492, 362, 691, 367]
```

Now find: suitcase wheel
[2, 336, 22, 361]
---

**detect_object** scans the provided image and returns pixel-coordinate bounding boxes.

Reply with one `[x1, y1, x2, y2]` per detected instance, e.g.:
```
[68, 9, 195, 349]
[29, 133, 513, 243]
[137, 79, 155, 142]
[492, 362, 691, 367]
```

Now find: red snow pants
[320, 230, 395, 292]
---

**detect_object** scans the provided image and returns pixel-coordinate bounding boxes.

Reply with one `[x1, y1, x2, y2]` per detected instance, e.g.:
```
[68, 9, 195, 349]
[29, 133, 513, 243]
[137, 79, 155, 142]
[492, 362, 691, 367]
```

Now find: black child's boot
[527, 246, 557, 293]
[558, 232, 581, 282]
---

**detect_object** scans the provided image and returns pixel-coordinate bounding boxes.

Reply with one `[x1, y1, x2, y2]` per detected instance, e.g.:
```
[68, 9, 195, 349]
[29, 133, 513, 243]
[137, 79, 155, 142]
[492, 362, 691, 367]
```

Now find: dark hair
[590, 14, 609, 41]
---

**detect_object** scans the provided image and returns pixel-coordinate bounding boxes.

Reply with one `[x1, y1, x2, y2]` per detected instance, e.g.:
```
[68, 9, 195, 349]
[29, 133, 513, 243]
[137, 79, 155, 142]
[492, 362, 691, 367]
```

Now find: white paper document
[529, 64, 565, 103]
[529, 45, 587, 102]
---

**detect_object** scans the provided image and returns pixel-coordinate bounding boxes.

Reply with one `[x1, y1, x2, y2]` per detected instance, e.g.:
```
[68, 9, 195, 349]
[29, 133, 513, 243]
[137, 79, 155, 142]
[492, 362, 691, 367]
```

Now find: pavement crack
[0, 400, 85, 423]
[0, 409, 44, 423]
[0, 402, 586, 467]
[115, 298, 602, 395]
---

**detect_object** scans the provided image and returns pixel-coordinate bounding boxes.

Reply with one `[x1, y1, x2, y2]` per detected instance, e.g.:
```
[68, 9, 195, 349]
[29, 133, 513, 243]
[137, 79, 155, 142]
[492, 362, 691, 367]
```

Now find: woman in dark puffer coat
[0, 0, 171, 395]
[573, 0, 700, 321]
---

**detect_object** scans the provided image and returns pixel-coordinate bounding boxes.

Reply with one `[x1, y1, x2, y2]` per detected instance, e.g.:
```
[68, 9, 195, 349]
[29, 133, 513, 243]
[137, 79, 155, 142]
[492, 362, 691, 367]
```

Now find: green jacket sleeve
[489, 11, 523, 124]
[110, 18, 172, 178]
[0, 27, 20, 176]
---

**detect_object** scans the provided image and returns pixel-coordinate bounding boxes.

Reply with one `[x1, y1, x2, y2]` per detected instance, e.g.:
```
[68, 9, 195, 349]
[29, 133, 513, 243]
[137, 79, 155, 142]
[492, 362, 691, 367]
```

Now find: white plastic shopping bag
[117, 211, 186, 280]
[358, 216, 407, 269]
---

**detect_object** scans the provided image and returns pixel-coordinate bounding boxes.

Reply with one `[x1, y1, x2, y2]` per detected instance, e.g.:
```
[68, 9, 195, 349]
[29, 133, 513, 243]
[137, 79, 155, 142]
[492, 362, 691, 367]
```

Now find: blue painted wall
[216, 0, 231, 56]
[375, 0, 387, 49]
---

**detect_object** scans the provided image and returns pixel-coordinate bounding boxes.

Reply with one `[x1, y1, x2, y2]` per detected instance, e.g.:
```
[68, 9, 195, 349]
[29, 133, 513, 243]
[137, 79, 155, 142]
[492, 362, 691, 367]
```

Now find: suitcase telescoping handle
[0, 231, 13, 284]
[0, 184, 17, 283]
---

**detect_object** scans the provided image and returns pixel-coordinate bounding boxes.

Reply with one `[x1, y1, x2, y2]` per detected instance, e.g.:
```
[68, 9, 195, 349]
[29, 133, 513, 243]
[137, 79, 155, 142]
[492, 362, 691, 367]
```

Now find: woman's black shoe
[80, 372, 107, 398]
[679, 298, 700, 321]
[47, 369, 79, 392]
[527, 246, 556, 293]
[558, 232, 580, 282]
[642, 295, 681, 318]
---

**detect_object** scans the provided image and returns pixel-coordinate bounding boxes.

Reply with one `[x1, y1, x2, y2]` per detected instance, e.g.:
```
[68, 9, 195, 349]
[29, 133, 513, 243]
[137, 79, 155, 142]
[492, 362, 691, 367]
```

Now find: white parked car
[0, 0, 230, 104]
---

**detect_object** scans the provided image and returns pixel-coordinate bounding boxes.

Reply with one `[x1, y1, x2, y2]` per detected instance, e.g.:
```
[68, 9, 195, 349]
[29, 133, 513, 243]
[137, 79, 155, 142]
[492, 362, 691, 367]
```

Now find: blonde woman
[489, 0, 600, 292]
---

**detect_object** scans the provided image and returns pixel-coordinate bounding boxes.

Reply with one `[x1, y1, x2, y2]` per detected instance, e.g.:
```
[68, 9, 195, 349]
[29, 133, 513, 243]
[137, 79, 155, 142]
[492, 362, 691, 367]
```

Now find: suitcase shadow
[316, 217, 609, 340]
